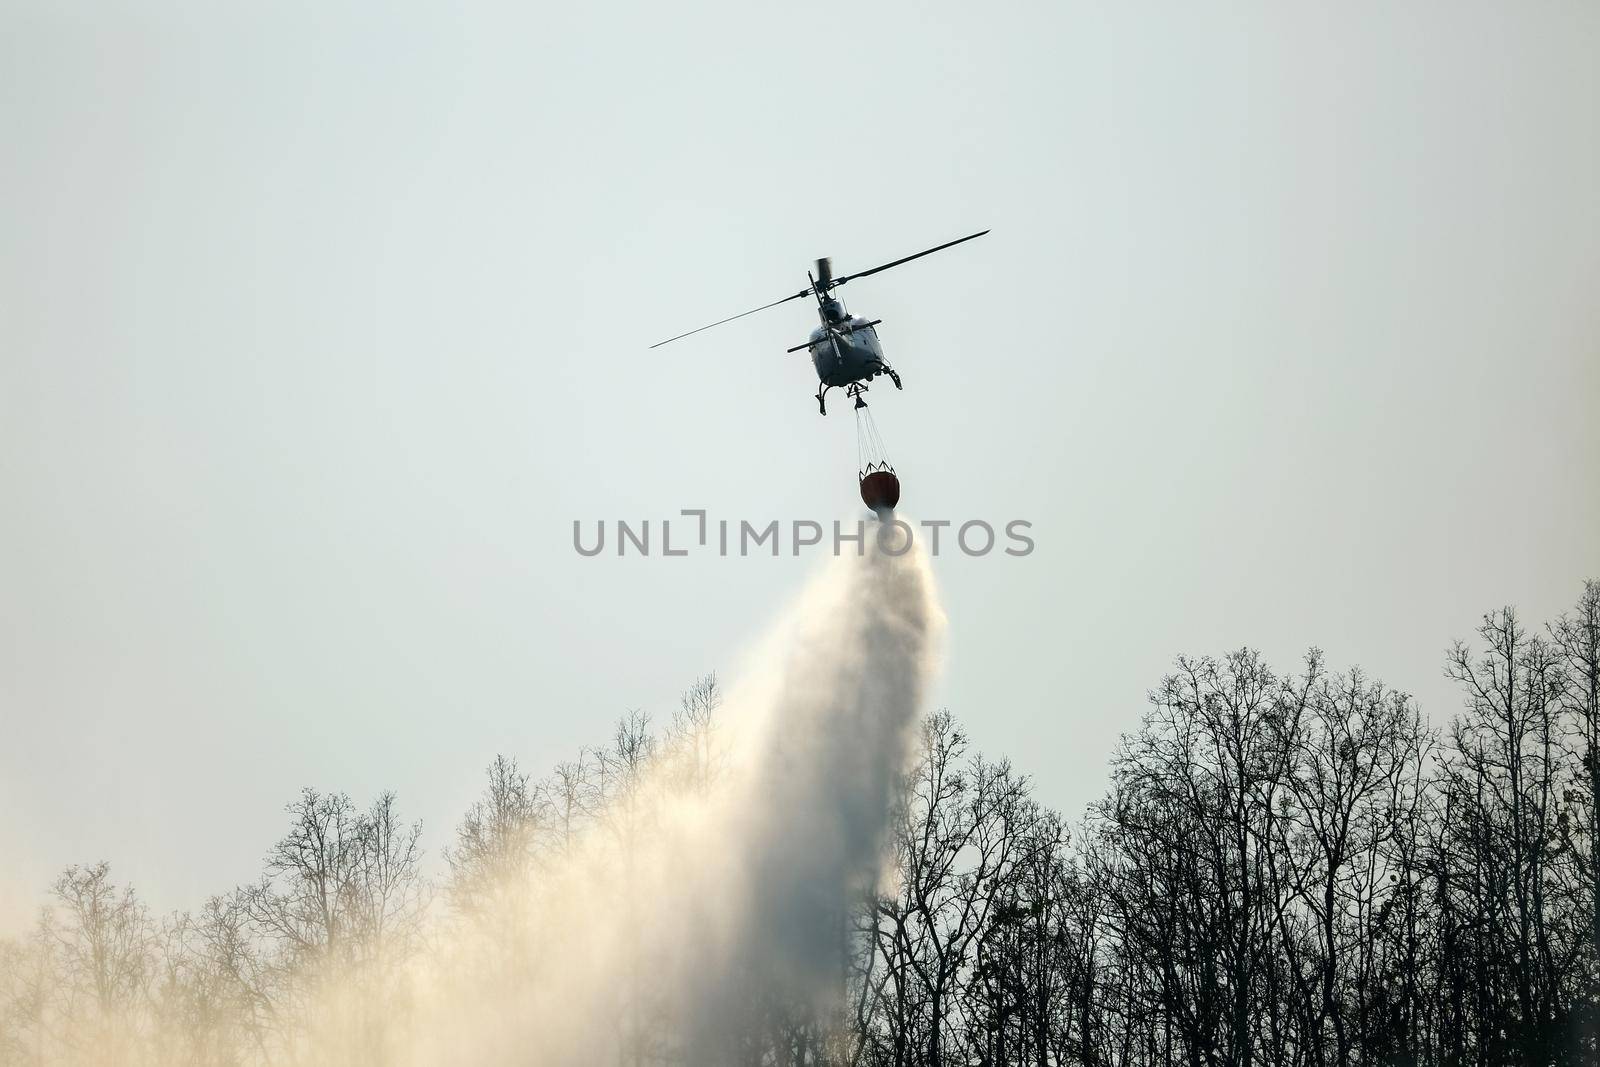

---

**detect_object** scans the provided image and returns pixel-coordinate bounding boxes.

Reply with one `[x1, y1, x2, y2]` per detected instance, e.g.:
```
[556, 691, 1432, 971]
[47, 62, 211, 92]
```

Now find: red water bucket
[859, 469, 901, 513]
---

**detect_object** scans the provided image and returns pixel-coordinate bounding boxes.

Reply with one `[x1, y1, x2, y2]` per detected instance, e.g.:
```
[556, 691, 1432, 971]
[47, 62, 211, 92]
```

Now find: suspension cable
[854, 401, 893, 476]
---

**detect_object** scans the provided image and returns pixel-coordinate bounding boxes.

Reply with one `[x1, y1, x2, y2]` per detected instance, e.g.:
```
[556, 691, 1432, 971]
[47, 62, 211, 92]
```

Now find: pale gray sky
[2, 1, 1596, 927]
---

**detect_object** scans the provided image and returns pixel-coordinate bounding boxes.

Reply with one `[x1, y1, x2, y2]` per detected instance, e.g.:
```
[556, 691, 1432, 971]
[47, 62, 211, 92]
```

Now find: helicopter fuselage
[805, 297, 890, 388]
[807, 317, 887, 387]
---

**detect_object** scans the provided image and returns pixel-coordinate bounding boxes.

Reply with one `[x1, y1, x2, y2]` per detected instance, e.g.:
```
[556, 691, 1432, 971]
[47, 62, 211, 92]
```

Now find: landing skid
[816, 365, 902, 416]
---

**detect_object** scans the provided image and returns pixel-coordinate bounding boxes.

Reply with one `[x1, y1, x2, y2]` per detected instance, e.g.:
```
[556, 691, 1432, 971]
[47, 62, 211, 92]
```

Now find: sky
[2, 0, 1597, 929]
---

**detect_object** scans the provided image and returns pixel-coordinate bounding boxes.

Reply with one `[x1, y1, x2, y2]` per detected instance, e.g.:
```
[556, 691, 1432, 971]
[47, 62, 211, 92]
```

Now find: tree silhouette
[3, 581, 1599, 1065]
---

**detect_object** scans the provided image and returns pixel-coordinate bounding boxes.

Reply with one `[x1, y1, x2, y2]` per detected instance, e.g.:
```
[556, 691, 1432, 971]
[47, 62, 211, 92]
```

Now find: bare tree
[596, 712, 662, 1067]
[1552, 581, 1600, 997]
[241, 788, 426, 1064]
[666, 674, 723, 795]
[445, 756, 549, 978]
[863, 711, 1030, 1066]
[1445, 608, 1575, 1060]
[1090, 651, 1299, 1067]
[1277, 661, 1430, 1065]
[47, 863, 155, 1062]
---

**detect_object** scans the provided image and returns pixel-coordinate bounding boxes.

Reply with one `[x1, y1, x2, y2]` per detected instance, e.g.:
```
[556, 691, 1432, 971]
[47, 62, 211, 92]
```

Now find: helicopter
[649, 229, 989, 415]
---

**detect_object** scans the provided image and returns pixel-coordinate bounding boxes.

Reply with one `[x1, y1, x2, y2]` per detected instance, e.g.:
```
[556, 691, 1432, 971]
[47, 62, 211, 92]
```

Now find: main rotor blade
[649, 288, 812, 349]
[833, 229, 990, 286]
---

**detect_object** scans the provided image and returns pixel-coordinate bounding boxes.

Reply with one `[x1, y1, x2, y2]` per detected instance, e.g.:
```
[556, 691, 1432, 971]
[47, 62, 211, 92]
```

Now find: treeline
[847, 580, 1600, 1067]
[1, 582, 1596, 1065]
